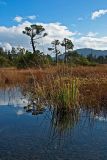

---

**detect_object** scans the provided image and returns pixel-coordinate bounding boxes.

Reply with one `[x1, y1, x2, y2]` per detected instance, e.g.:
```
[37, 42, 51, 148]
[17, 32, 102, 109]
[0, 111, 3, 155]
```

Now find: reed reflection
[21, 80, 107, 133]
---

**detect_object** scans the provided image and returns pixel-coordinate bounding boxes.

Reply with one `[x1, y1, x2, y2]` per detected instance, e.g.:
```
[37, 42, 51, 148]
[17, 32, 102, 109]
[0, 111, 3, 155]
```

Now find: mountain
[56, 48, 107, 61]
[77, 48, 107, 57]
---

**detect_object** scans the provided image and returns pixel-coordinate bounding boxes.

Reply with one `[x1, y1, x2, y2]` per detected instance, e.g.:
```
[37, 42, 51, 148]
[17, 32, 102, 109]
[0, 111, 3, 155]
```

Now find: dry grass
[0, 64, 107, 84]
[0, 65, 107, 109]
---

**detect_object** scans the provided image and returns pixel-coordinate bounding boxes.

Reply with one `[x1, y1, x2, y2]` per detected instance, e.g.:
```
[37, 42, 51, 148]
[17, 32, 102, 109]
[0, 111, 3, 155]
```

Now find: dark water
[0, 88, 107, 160]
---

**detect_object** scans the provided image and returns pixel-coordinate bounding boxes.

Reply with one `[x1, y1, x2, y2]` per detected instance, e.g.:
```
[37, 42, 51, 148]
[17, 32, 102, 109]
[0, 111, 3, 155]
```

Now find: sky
[1, 0, 107, 51]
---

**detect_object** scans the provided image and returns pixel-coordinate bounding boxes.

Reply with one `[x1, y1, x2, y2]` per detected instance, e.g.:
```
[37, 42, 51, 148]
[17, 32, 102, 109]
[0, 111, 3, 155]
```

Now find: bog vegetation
[0, 24, 107, 110]
[0, 24, 107, 68]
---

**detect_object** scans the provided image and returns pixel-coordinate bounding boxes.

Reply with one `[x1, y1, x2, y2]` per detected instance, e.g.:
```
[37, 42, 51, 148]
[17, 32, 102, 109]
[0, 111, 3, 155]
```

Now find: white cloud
[14, 16, 23, 23]
[86, 32, 98, 37]
[74, 36, 107, 50]
[1, 20, 107, 52]
[91, 9, 107, 20]
[39, 22, 75, 43]
[27, 15, 36, 20]
[0, 21, 31, 50]
[13, 15, 36, 23]
[0, 42, 12, 51]
[3, 43, 12, 51]
[0, 21, 75, 52]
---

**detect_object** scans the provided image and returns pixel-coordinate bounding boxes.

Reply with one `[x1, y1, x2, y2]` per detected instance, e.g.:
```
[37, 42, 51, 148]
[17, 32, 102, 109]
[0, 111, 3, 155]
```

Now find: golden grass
[0, 64, 107, 83]
[0, 65, 107, 109]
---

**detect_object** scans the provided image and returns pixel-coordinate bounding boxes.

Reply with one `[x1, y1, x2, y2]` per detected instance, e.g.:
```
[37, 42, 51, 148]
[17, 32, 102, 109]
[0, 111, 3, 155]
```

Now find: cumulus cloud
[75, 36, 107, 50]
[91, 9, 107, 20]
[39, 22, 75, 43]
[1, 20, 107, 51]
[0, 21, 75, 52]
[86, 32, 98, 37]
[0, 21, 31, 50]
[27, 15, 36, 20]
[73, 31, 107, 50]
[0, 42, 12, 51]
[3, 43, 12, 51]
[14, 16, 23, 23]
[14, 15, 36, 23]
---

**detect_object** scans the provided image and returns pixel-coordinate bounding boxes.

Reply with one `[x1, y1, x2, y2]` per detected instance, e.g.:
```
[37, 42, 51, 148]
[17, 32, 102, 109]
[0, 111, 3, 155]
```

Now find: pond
[0, 87, 107, 160]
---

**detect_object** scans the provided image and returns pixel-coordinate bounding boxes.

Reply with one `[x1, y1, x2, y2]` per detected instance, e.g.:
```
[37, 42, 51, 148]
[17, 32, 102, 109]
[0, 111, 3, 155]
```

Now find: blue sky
[0, 0, 107, 51]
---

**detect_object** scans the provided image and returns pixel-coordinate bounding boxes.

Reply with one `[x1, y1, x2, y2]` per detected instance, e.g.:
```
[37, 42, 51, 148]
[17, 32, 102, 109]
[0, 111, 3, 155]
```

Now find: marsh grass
[0, 65, 107, 109]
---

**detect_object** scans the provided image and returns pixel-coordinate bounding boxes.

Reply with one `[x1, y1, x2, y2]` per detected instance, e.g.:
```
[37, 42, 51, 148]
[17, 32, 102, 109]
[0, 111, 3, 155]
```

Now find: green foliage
[16, 51, 52, 69]
[56, 79, 79, 108]
[67, 51, 96, 66]
[0, 56, 12, 67]
[23, 24, 47, 53]
[0, 33, 107, 68]
[61, 38, 74, 63]
[61, 38, 74, 51]
[48, 40, 60, 64]
[87, 54, 107, 65]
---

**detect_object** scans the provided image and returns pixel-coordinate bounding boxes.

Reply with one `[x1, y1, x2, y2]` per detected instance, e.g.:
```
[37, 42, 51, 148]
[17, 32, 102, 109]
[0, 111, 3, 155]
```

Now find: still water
[0, 88, 107, 160]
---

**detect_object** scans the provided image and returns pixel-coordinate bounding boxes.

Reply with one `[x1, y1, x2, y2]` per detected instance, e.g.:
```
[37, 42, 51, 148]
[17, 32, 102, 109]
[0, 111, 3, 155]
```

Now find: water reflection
[49, 107, 80, 145]
[0, 87, 24, 106]
[0, 82, 107, 139]
[21, 82, 107, 112]
[0, 84, 107, 159]
[20, 81, 107, 132]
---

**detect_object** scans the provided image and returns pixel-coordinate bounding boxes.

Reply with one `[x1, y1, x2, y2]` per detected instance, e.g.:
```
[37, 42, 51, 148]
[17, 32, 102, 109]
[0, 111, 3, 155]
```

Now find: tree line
[0, 24, 106, 68]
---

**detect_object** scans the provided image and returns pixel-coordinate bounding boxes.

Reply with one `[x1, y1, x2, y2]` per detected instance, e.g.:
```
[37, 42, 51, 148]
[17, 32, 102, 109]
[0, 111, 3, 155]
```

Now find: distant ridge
[57, 48, 107, 60]
[77, 48, 107, 57]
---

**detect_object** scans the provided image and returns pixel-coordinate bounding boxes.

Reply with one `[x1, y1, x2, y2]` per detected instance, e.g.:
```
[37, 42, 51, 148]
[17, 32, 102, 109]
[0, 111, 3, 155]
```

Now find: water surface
[0, 88, 107, 160]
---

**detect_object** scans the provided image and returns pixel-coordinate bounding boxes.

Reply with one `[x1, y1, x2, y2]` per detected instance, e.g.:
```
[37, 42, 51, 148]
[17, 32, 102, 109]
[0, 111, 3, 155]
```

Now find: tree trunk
[64, 46, 67, 64]
[31, 37, 36, 53]
[55, 45, 58, 64]
[56, 53, 58, 64]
